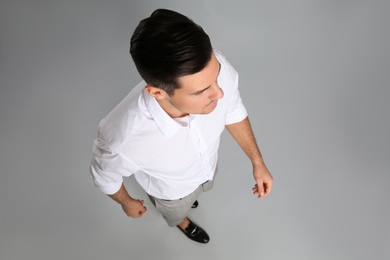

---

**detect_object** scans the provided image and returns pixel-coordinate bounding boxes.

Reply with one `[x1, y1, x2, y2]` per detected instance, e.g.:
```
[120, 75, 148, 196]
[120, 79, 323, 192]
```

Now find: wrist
[252, 159, 266, 170]
[108, 184, 134, 205]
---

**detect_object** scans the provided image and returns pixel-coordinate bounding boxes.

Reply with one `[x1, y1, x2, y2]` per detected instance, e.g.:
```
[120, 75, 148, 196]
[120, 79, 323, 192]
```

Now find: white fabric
[90, 50, 247, 200]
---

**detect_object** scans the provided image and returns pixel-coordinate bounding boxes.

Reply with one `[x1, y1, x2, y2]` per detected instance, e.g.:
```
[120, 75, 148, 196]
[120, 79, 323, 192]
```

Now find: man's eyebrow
[190, 62, 221, 95]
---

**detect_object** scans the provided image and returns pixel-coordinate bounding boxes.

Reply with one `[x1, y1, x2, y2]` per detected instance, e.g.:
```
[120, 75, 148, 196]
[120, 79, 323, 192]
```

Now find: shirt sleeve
[224, 63, 248, 125]
[89, 139, 138, 195]
[213, 49, 248, 125]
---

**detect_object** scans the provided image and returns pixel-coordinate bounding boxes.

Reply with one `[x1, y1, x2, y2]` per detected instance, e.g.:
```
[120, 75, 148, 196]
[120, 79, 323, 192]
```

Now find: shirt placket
[188, 118, 212, 180]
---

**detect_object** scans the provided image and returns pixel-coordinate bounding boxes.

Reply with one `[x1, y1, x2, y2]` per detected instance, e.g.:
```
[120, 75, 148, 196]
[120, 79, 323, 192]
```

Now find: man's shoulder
[96, 81, 147, 150]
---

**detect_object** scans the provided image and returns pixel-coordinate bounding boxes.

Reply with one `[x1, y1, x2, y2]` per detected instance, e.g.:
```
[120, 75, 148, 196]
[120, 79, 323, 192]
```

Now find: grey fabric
[148, 167, 217, 226]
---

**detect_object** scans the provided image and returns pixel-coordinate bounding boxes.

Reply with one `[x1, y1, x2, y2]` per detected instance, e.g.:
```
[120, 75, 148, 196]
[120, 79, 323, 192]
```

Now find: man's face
[166, 53, 224, 116]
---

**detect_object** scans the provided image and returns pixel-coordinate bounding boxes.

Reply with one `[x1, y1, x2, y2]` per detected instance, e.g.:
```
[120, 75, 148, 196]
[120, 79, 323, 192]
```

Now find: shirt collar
[142, 89, 183, 138]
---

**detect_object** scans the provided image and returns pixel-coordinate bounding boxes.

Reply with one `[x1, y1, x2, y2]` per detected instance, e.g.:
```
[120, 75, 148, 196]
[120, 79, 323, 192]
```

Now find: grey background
[0, 0, 389, 259]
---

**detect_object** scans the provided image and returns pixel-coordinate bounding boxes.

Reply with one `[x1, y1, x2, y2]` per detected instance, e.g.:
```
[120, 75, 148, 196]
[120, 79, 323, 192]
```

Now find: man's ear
[144, 85, 168, 100]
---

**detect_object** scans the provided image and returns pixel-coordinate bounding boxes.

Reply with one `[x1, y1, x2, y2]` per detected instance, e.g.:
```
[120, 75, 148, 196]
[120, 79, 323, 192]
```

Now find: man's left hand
[252, 165, 273, 198]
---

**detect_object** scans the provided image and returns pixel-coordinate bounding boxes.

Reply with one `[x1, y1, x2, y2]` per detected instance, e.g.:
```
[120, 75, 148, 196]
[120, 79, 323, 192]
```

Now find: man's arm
[225, 116, 273, 198]
[109, 184, 147, 218]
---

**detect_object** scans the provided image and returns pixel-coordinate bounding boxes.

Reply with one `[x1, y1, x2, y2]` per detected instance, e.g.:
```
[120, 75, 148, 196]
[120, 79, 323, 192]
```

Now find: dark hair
[130, 9, 212, 96]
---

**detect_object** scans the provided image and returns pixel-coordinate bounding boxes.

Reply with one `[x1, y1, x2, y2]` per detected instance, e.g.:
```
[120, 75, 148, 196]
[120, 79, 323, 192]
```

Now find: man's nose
[210, 84, 224, 100]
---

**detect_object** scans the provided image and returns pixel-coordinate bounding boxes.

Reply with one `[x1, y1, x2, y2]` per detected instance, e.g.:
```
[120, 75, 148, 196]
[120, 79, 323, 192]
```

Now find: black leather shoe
[177, 218, 210, 243]
[191, 200, 199, 208]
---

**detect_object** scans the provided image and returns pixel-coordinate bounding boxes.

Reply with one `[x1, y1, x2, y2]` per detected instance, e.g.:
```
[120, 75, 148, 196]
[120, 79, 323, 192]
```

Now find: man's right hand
[122, 198, 147, 218]
[108, 184, 147, 218]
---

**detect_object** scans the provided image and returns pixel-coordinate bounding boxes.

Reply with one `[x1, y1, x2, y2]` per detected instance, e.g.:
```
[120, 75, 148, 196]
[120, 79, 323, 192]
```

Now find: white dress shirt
[90, 50, 247, 200]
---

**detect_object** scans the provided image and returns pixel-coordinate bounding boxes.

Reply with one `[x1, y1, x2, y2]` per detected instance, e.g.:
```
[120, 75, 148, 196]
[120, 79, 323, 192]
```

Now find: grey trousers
[148, 175, 215, 227]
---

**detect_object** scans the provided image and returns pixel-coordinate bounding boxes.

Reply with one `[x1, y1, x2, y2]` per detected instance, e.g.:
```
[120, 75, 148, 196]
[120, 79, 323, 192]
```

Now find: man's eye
[193, 87, 210, 96]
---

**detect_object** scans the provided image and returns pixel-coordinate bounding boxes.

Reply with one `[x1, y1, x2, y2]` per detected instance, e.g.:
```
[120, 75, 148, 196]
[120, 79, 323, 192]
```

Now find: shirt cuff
[95, 180, 123, 195]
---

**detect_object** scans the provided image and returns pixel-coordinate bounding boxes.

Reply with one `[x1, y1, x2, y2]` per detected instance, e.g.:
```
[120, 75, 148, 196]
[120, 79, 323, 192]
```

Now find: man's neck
[156, 99, 189, 118]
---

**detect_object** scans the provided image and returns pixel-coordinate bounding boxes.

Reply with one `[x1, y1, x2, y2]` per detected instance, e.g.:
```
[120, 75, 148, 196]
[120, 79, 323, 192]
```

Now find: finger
[256, 181, 265, 198]
[138, 206, 147, 216]
[263, 179, 273, 195]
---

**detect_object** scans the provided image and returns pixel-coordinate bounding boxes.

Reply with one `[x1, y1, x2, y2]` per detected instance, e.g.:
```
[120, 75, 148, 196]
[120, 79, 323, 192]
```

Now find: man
[90, 9, 273, 244]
